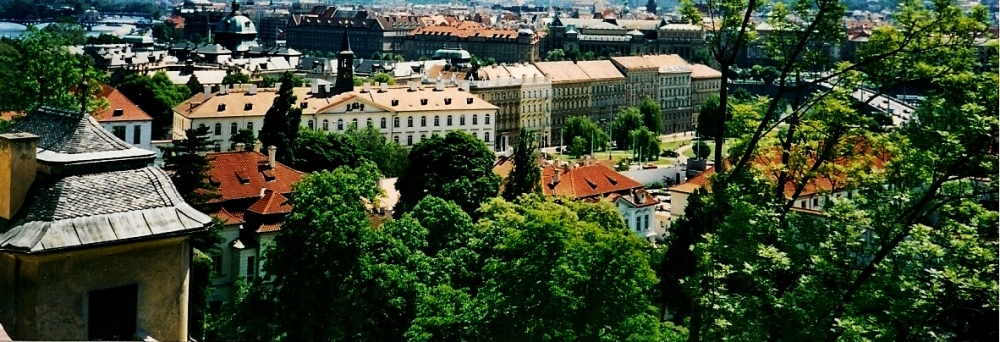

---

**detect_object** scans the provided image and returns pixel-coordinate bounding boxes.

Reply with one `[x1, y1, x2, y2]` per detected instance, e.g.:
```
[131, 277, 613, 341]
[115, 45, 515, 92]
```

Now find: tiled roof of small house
[247, 189, 292, 215]
[206, 151, 305, 202]
[94, 84, 154, 122]
[541, 162, 644, 199]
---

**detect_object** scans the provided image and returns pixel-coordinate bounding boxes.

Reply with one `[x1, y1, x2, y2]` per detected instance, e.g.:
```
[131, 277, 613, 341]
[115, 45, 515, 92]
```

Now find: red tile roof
[211, 207, 245, 225]
[248, 189, 292, 215]
[206, 151, 305, 202]
[256, 222, 282, 233]
[94, 84, 153, 122]
[541, 163, 644, 199]
[1, 111, 24, 121]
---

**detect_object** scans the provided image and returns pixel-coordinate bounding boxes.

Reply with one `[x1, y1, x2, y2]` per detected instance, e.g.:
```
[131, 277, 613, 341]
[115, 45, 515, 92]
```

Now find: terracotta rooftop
[173, 88, 278, 119]
[94, 84, 153, 122]
[294, 84, 497, 114]
[577, 60, 626, 80]
[642, 54, 692, 74]
[690, 63, 722, 79]
[206, 151, 305, 202]
[211, 207, 245, 225]
[533, 61, 591, 83]
[541, 162, 643, 198]
[611, 56, 659, 70]
[247, 189, 292, 215]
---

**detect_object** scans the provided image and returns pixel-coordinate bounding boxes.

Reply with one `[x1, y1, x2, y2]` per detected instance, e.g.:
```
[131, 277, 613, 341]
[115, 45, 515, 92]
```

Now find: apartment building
[533, 61, 594, 146]
[577, 60, 626, 124]
[643, 54, 693, 134]
[471, 63, 553, 150]
[690, 63, 723, 131]
[402, 21, 540, 63]
[285, 6, 423, 58]
[611, 56, 660, 107]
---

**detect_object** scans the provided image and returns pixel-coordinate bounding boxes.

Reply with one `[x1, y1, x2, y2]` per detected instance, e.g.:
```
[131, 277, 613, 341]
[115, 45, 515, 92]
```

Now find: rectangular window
[132, 125, 141, 145]
[246, 256, 256, 281]
[111, 126, 126, 140]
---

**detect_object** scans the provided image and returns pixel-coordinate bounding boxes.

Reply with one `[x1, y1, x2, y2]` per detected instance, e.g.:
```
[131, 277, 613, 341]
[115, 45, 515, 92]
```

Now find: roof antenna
[80, 81, 89, 115]
[38, 75, 46, 108]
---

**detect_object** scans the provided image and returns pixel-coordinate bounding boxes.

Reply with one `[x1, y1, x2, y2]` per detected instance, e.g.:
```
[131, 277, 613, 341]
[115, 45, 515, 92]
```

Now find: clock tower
[334, 28, 355, 94]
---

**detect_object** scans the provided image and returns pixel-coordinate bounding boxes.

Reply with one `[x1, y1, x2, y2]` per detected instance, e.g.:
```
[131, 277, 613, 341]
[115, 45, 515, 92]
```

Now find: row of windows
[110, 125, 142, 145]
[394, 132, 491, 146]
[302, 114, 494, 131]
[208, 122, 252, 136]
[661, 76, 690, 86]
[555, 87, 590, 97]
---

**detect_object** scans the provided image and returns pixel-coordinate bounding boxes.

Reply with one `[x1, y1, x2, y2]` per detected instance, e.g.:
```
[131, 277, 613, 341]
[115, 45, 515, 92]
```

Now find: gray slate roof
[4, 106, 154, 166]
[0, 166, 211, 253]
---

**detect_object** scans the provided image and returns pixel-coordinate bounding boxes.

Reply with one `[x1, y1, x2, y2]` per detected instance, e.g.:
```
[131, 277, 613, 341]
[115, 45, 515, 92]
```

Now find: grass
[551, 149, 677, 166]
[682, 139, 735, 160]
[660, 139, 692, 153]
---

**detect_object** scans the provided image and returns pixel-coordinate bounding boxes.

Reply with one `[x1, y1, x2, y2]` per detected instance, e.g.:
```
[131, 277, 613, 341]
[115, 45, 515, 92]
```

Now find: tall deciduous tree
[258, 72, 302, 164]
[639, 96, 663, 134]
[395, 131, 501, 216]
[410, 196, 474, 256]
[696, 94, 729, 139]
[345, 125, 409, 178]
[186, 73, 204, 95]
[229, 128, 256, 150]
[221, 73, 251, 85]
[501, 128, 541, 201]
[613, 107, 645, 149]
[159, 125, 218, 204]
[563, 116, 609, 153]
[116, 71, 191, 139]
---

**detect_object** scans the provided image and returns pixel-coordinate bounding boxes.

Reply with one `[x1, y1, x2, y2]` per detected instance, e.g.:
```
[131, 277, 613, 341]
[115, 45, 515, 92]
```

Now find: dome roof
[216, 15, 257, 35]
[432, 48, 472, 61]
[518, 28, 534, 36]
[628, 29, 644, 36]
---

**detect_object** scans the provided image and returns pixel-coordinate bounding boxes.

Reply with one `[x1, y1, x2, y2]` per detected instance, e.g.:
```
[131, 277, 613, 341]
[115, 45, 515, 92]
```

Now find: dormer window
[112, 108, 124, 117]
[391, 99, 399, 106]
[444, 98, 452, 105]
[420, 99, 428, 105]
[235, 170, 251, 184]
[300, 102, 308, 108]
[244, 103, 253, 111]
[217, 104, 226, 111]
[466, 97, 474, 104]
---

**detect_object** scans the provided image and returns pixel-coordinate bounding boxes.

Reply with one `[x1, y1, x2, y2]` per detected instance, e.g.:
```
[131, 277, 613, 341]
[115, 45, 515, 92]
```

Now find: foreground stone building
[0, 106, 211, 340]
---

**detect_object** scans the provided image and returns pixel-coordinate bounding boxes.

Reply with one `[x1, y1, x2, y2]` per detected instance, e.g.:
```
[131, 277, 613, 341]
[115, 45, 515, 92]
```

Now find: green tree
[395, 131, 501, 216]
[259, 74, 279, 88]
[116, 71, 191, 139]
[394, 54, 405, 62]
[570, 135, 586, 158]
[0, 26, 108, 114]
[613, 107, 645, 149]
[372, 72, 396, 85]
[485, 57, 496, 65]
[692, 141, 710, 160]
[562, 116, 609, 154]
[639, 96, 663, 134]
[344, 125, 409, 177]
[258, 72, 302, 164]
[221, 73, 251, 85]
[85, 33, 123, 45]
[546, 48, 566, 61]
[410, 196, 474, 256]
[291, 128, 361, 172]
[501, 128, 541, 201]
[630, 126, 660, 161]
[229, 127, 256, 150]
[263, 162, 434, 341]
[186, 73, 204, 95]
[159, 125, 219, 204]
[41, 23, 86, 45]
[691, 48, 712, 65]
[696, 94, 729, 139]
[408, 196, 670, 341]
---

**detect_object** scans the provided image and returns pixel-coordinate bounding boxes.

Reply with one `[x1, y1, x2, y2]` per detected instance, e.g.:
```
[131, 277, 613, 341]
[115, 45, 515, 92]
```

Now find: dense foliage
[291, 125, 408, 177]
[501, 128, 541, 201]
[395, 131, 501, 216]
[562, 116, 609, 154]
[116, 71, 192, 139]
[258, 72, 303, 165]
[158, 125, 218, 204]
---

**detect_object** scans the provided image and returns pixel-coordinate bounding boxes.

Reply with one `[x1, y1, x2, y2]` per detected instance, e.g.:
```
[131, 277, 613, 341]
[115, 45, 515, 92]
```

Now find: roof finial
[231, 0, 241, 17]
[79, 81, 89, 115]
[340, 28, 351, 52]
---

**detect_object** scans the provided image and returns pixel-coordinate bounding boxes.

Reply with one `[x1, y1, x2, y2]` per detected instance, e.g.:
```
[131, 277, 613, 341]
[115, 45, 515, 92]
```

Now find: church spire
[340, 27, 352, 54]
[334, 28, 355, 94]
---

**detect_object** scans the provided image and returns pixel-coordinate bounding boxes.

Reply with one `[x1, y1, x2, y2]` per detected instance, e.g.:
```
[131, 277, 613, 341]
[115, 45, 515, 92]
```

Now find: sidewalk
[661, 131, 697, 143]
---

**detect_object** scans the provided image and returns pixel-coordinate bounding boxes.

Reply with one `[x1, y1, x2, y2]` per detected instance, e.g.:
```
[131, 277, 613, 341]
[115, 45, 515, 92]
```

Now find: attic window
[466, 98, 473, 104]
[244, 103, 253, 111]
[235, 170, 251, 184]
[444, 98, 452, 105]
[112, 108, 124, 117]
[300, 102, 308, 108]
[261, 169, 276, 182]
[218, 104, 227, 111]
[585, 178, 598, 189]
[209, 176, 221, 187]
[391, 99, 399, 106]
[420, 99, 428, 105]
[605, 175, 618, 185]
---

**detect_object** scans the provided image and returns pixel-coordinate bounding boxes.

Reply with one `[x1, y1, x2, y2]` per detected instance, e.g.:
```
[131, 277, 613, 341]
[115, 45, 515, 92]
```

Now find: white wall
[621, 165, 687, 187]
[101, 120, 153, 151]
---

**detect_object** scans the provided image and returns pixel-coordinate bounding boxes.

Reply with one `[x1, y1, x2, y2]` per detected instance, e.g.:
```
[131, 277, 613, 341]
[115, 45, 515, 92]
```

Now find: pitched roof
[577, 60, 626, 80]
[532, 61, 591, 83]
[541, 163, 645, 199]
[206, 151, 305, 202]
[211, 207, 245, 225]
[690, 63, 722, 79]
[642, 54, 692, 74]
[0, 166, 211, 253]
[611, 56, 659, 70]
[4, 106, 154, 167]
[247, 190, 292, 215]
[173, 89, 279, 119]
[294, 85, 497, 114]
[94, 84, 153, 122]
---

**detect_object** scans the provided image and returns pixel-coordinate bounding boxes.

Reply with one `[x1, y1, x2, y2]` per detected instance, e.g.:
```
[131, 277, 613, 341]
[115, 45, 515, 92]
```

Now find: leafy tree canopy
[395, 131, 501, 216]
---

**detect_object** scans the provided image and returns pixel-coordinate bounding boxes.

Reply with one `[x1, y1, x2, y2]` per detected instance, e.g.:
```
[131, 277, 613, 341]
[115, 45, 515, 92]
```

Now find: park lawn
[683, 139, 734, 160]
[552, 150, 677, 166]
[660, 139, 691, 153]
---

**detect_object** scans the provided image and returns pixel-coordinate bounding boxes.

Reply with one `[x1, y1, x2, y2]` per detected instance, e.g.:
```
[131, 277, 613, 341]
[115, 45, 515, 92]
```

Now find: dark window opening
[88, 284, 138, 341]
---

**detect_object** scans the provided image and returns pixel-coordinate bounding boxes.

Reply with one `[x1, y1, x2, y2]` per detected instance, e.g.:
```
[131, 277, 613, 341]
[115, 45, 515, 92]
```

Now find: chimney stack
[551, 168, 561, 185]
[434, 80, 444, 91]
[235, 142, 245, 152]
[267, 145, 277, 169]
[0, 132, 39, 220]
[380, 82, 388, 93]
[204, 85, 213, 101]
[363, 82, 371, 93]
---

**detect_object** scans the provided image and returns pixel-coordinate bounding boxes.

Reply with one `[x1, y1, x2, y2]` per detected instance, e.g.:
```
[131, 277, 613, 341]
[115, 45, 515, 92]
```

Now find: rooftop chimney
[551, 168, 561, 185]
[79, 82, 89, 114]
[204, 85, 213, 101]
[409, 81, 417, 92]
[235, 142, 245, 151]
[435, 80, 444, 91]
[248, 85, 257, 95]
[380, 82, 388, 93]
[0, 132, 39, 220]
[363, 82, 371, 93]
[267, 145, 277, 169]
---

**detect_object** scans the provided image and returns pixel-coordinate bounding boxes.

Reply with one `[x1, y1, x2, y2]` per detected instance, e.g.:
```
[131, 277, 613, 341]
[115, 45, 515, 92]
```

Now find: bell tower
[334, 28, 355, 94]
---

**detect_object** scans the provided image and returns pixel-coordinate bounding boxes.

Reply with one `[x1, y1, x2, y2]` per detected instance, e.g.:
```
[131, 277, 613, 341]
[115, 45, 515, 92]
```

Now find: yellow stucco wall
[0, 236, 191, 341]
